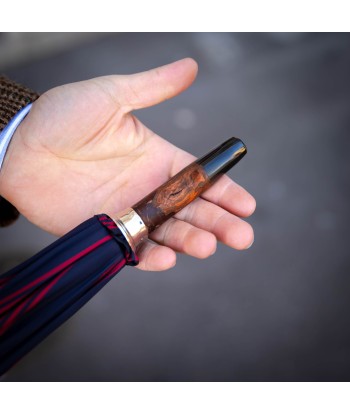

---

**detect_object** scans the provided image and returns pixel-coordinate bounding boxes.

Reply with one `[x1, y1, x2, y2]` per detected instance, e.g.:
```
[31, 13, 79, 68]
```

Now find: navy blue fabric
[0, 215, 137, 375]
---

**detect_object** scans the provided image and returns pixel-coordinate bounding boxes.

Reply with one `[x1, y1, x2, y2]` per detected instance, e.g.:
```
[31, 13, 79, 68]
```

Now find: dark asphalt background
[0, 33, 350, 381]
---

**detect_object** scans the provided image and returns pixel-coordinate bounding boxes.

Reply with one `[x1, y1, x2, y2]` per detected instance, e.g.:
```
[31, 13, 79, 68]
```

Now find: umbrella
[0, 137, 246, 375]
[0, 214, 137, 374]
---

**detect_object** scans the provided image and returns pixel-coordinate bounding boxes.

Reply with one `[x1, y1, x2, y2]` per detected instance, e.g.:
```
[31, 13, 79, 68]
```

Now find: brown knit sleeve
[0, 76, 40, 226]
[0, 76, 39, 133]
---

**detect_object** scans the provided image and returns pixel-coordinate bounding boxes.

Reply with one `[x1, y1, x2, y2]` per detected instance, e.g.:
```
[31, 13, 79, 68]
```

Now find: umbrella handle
[132, 162, 211, 233]
[113, 137, 247, 252]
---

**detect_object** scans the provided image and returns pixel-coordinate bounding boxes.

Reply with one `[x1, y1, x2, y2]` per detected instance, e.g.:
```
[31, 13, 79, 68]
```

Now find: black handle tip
[197, 137, 247, 180]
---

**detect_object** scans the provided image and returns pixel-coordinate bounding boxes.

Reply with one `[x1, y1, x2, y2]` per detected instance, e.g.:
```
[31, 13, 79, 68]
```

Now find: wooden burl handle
[133, 162, 210, 233]
[132, 137, 247, 234]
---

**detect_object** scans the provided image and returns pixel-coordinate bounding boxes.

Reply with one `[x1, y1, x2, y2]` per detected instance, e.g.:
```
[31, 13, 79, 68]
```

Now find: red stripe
[0, 295, 27, 316]
[0, 252, 125, 337]
[27, 265, 73, 311]
[0, 274, 14, 288]
[96, 259, 126, 285]
[0, 235, 112, 307]
[0, 266, 74, 333]
[0, 297, 28, 336]
[98, 216, 117, 230]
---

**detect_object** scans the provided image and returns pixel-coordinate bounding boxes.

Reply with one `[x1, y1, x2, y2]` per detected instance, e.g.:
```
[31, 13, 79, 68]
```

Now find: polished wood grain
[133, 163, 210, 233]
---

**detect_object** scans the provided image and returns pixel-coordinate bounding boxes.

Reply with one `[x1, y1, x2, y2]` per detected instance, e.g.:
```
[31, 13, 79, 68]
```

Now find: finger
[171, 150, 256, 218]
[136, 239, 177, 272]
[202, 175, 257, 218]
[150, 217, 217, 259]
[112, 58, 198, 111]
[175, 198, 254, 250]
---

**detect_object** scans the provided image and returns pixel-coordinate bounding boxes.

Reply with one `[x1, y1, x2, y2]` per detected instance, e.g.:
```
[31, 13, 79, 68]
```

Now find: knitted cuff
[0, 76, 39, 133]
[0, 76, 39, 226]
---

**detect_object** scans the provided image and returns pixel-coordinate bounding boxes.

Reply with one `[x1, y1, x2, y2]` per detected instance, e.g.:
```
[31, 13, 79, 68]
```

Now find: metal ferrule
[112, 208, 148, 253]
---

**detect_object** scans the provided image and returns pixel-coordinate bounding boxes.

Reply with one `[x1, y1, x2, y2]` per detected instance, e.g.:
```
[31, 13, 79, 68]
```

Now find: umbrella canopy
[0, 214, 137, 375]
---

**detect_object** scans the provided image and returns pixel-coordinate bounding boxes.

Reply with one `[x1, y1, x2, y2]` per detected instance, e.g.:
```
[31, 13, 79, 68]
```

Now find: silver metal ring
[112, 208, 148, 253]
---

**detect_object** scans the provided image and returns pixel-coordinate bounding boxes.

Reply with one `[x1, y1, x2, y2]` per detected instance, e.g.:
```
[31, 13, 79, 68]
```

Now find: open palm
[0, 59, 255, 270]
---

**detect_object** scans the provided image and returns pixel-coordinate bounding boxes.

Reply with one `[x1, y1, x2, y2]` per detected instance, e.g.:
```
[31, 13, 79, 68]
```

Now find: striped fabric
[0, 214, 138, 375]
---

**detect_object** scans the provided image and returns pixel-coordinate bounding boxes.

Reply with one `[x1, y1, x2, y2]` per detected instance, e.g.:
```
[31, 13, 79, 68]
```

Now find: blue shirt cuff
[0, 103, 33, 171]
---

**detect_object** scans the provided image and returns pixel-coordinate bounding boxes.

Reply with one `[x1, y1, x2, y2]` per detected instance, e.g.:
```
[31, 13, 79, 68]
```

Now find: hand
[0, 58, 255, 271]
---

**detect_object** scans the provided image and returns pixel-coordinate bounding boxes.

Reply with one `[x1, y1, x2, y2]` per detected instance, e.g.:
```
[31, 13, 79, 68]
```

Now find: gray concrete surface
[1, 33, 350, 381]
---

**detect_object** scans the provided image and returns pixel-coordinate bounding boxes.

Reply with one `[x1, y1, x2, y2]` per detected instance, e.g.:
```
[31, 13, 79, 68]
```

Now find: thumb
[108, 58, 198, 111]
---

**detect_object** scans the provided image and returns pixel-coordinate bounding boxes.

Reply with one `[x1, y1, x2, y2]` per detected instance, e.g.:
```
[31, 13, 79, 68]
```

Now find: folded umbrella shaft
[0, 214, 137, 375]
